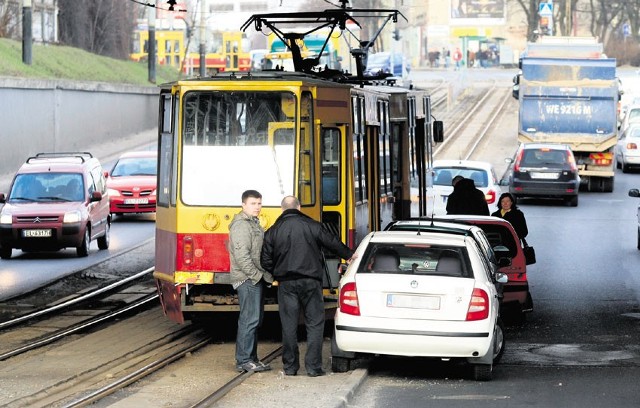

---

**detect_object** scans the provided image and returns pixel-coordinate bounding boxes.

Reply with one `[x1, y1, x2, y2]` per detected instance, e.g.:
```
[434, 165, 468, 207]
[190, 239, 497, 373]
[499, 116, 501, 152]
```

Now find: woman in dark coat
[491, 192, 528, 241]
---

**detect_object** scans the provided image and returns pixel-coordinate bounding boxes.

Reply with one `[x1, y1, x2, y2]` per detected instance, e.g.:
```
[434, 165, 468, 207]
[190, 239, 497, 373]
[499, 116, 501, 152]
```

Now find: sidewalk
[0, 129, 157, 193]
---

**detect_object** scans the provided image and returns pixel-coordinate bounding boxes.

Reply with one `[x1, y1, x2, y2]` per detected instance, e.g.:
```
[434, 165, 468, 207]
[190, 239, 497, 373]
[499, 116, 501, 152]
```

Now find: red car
[105, 151, 157, 217]
[432, 215, 533, 321]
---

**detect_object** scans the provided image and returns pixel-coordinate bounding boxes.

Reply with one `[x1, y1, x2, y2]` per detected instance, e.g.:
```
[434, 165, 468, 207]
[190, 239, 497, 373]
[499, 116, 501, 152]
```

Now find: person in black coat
[446, 176, 490, 216]
[491, 192, 528, 241]
[261, 195, 354, 377]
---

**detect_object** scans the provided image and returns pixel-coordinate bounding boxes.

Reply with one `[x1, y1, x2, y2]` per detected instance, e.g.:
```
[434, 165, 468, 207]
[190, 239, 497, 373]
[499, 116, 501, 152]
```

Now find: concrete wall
[0, 78, 159, 178]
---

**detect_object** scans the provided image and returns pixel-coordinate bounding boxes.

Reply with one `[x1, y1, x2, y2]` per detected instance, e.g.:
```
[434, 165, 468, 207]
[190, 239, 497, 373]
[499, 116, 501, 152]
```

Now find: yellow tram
[153, 6, 443, 323]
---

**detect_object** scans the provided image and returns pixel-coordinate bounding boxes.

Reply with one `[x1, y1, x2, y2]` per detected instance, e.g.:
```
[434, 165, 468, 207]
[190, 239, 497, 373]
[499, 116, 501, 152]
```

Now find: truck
[514, 38, 619, 192]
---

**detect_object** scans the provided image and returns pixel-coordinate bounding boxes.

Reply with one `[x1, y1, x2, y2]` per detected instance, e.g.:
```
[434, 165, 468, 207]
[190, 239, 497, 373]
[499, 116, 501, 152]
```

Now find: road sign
[623, 23, 631, 37]
[539, 2, 553, 16]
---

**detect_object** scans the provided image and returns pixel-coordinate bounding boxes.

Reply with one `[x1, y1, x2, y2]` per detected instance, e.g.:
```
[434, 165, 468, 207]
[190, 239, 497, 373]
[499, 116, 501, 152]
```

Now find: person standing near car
[261, 195, 355, 377]
[447, 175, 490, 216]
[492, 192, 528, 241]
[229, 189, 274, 373]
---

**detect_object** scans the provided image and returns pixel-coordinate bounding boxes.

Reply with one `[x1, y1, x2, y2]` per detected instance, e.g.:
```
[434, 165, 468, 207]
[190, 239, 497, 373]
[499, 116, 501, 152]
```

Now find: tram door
[351, 94, 369, 245]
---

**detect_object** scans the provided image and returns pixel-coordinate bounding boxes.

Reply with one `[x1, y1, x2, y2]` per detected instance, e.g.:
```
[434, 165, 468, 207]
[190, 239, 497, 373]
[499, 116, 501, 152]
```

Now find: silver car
[615, 124, 640, 173]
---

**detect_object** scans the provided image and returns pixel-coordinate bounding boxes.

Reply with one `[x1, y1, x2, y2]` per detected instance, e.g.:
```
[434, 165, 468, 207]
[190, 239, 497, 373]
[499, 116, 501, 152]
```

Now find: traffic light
[393, 29, 401, 41]
[167, 0, 177, 11]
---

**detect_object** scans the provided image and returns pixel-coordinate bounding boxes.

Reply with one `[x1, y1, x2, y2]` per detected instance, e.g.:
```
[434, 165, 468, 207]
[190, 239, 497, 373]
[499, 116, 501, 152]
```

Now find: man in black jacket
[446, 175, 490, 216]
[261, 195, 354, 377]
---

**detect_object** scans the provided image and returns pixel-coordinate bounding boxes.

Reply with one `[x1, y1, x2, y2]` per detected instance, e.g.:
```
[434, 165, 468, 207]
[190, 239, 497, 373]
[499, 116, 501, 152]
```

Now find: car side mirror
[90, 191, 103, 202]
[433, 120, 444, 143]
[499, 178, 510, 187]
[0, 193, 5, 204]
[103, 170, 109, 178]
[495, 272, 508, 284]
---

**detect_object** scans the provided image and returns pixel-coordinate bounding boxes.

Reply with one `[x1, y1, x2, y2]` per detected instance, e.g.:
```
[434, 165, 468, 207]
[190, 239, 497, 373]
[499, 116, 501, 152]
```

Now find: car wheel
[471, 363, 493, 381]
[97, 222, 110, 250]
[493, 318, 505, 364]
[331, 356, 352, 373]
[616, 158, 621, 169]
[0, 245, 12, 260]
[566, 195, 578, 207]
[622, 162, 629, 173]
[76, 228, 90, 257]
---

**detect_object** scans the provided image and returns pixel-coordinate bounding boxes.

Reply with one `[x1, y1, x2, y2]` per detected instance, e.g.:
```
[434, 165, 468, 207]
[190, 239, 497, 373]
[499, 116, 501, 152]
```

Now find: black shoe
[284, 371, 297, 376]
[307, 370, 326, 377]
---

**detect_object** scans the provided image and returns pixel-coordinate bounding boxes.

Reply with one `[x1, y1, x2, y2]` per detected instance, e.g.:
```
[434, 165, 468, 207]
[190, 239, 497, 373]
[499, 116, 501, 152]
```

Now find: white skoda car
[332, 227, 507, 381]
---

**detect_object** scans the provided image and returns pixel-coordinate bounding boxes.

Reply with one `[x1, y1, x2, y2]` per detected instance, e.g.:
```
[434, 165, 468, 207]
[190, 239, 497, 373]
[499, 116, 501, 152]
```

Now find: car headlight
[107, 188, 120, 196]
[0, 212, 12, 224]
[63, 211, 82, 223]
[151, 189, 157, 196]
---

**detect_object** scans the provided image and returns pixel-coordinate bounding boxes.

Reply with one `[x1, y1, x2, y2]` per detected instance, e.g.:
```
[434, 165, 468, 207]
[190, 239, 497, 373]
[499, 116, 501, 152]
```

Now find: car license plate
[530, 172, 559, 180]
[22, 229, 52, 238]
[387, 294, 440, 310]
[124, 198, 149, 204]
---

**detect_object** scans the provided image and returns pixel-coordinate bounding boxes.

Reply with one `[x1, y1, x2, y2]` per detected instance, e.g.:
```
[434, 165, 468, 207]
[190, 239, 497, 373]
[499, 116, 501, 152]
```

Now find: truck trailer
[515, 48, 619, 192]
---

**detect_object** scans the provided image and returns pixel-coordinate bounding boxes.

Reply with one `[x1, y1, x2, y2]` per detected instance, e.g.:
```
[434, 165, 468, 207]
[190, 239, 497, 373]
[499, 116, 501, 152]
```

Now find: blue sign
[623, 23, 631, 37]
[539, 2, 553, 16]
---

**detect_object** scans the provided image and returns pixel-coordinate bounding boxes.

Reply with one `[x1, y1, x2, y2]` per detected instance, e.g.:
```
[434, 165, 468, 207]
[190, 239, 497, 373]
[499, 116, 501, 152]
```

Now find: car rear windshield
[520, 148, 569, 167]
[10, 173, 85, 202]
[433, 167, 488, 187]
[357, 242, 472, 278]
[476, 224, 519, 258]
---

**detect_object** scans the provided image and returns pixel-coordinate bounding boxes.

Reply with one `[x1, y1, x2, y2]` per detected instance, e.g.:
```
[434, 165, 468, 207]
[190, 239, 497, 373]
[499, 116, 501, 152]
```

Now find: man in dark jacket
[261, 195, 354, 377]
[446, 175, 490, 216]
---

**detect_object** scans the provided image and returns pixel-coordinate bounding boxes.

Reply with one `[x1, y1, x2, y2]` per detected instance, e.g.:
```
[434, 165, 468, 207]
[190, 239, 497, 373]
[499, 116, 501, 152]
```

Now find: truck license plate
[23, 229, 52, 238]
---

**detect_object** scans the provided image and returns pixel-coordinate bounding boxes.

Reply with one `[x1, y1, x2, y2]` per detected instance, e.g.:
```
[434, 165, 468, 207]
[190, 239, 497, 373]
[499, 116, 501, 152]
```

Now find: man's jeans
[236, 280, 264, 365]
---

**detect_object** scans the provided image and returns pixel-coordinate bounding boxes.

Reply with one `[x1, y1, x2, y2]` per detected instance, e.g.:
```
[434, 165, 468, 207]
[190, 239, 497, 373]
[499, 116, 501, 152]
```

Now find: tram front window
[181, 91, 297, 206]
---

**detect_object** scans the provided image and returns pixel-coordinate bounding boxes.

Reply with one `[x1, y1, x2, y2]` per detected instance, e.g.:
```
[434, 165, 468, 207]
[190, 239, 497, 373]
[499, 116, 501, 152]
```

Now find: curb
[332, 368, 369, 408]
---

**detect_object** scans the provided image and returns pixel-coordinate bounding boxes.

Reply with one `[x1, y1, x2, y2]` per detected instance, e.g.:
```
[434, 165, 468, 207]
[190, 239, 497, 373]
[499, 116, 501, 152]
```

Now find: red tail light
[339, 282, 360, 316]
[513, 148, 524, 172]
[183, 236, 194, 266]
[485, 189, 497, 204]
[627, 142, 638, 150]
[466, 288, 489, 321]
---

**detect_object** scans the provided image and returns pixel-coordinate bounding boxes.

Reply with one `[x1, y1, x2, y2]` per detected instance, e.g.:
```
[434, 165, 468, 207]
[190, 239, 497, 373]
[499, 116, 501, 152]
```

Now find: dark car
[509, 143, 580, 206]
[0, 152, 110, 259]
[364, 52, 409, 78]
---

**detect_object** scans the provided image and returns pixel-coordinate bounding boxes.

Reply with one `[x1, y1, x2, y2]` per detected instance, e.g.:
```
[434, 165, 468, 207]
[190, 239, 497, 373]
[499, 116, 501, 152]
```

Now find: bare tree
[58, 0, 135, 59]
[0, 0, 20, 39]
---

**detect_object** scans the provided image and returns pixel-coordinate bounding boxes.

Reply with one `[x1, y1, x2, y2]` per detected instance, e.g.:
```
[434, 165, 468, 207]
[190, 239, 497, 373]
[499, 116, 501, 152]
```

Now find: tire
[603, 177, 614, 193]
[622, 162, 629, 173]
[76, 228, 90, 257]
[566, 195, 578, 207]
[471, 363, 493, 381]
[97, 222, 110, 250]
[331, 356, 352, 373]
[637, 228, 640, 251]
[493, 318, 506, 364]
[0, 245, 11, 260]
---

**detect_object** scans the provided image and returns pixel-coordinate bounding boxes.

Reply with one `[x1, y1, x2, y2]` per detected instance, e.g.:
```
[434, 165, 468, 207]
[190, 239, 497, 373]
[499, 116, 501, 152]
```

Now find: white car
[332, 226, 508, 381]
[618, 104, 640, 133]
[428, 160, 502, 215]
[615, 124, 640, 173]
[629, 188, 640, 250]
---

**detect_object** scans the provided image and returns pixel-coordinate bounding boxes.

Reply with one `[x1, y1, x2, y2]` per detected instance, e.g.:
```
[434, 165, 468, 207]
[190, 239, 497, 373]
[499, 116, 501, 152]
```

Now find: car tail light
[566, 151, 577, 171]
[466, 288, 489, 321]
[182, 236, 194, 266]
[627, 142, 638, 150]
[339, 282, 360, 316]
[485, 189, 497, 204]
[513, 148, 524, 172]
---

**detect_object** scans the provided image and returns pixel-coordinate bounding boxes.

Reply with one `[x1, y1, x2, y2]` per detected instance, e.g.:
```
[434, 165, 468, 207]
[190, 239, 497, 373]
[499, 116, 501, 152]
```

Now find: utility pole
[22, 0, 32, 65]
[148, 0, 156, 83]
[565, 0, 572, 36]
[199, 0, 206, 77]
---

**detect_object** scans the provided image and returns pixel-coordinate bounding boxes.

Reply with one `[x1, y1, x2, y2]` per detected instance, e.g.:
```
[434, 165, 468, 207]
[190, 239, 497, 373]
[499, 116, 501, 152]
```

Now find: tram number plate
[387, 294, 440, 310]
[530, 172, 559, 180]
[124, 198, 148, 204]
[23, 229, 52, 238]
